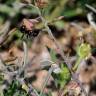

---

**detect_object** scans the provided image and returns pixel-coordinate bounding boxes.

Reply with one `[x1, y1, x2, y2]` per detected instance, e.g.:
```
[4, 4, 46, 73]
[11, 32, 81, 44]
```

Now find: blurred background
[0, 0, 96, 96]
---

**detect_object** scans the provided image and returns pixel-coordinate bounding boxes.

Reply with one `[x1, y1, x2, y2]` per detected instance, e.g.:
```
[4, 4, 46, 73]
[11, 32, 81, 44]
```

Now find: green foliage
[62, 0, 96, 18]
[52, 64, 71, 89]
[50, 49, 71, 89]
[62, 8, 83, 18]
[3, 80, 29, 96]
[2, 0, 16, 5]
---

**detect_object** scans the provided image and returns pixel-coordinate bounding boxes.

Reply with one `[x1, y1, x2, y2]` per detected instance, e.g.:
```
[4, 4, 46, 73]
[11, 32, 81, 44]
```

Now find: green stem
[73, 57, 83, 71]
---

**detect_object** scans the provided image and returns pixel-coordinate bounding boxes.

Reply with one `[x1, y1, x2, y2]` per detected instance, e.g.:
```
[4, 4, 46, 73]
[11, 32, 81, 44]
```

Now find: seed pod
[35, 0, 49, 8]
